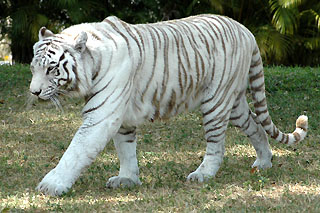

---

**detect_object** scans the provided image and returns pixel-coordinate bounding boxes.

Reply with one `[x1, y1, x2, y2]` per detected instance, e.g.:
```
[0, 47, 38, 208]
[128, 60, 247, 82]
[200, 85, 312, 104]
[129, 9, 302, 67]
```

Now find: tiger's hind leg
[230, 93, 272, 169]
[106, 126, 142, 188]
[187, 97, 233, 182]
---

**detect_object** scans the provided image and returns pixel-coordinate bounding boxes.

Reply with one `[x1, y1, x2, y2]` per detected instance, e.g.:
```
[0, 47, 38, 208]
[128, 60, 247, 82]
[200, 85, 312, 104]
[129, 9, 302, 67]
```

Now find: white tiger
[29, 14, 308, 196]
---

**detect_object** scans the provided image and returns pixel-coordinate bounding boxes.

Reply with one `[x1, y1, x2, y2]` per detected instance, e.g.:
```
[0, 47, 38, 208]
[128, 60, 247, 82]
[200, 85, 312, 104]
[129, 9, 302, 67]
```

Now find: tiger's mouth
[39, 87, 57, 100]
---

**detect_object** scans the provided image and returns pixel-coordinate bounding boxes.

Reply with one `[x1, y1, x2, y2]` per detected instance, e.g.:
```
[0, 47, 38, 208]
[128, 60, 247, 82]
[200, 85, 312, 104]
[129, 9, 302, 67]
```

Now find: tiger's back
[97, 15, 257, 126]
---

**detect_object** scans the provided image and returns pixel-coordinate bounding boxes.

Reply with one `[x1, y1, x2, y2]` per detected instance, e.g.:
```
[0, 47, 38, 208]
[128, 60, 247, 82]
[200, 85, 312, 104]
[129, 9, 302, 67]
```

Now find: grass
[0, 64, 319, 212]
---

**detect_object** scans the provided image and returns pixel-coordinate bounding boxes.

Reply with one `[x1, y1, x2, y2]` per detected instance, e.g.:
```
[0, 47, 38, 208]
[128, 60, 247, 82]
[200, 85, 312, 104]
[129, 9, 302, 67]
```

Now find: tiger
[29, 14, 308, 196]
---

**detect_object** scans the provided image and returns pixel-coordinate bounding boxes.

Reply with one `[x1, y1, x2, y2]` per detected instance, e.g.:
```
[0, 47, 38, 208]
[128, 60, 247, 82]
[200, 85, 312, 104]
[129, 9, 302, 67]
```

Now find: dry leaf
[250, 167, 258, 174]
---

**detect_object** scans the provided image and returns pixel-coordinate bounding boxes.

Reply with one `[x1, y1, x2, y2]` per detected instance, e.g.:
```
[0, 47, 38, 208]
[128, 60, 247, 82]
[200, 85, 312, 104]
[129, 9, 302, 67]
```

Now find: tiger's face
[30, 52, 68, 100]
[30, 27, 88, 100]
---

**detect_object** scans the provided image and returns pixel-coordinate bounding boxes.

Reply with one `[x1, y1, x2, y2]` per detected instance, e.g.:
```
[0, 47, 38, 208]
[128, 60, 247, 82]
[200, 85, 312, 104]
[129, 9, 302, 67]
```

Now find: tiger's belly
[122, 88, 205, 127]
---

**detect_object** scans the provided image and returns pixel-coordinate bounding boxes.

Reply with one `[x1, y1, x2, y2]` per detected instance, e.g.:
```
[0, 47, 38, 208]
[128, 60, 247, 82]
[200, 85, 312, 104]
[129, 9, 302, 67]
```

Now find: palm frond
[303, 36, 320, 50]
[269, 0, 299, 35]
[278, 0, 304, 8]
[253, 24, 293, 63]
[309, 9, 320, 31]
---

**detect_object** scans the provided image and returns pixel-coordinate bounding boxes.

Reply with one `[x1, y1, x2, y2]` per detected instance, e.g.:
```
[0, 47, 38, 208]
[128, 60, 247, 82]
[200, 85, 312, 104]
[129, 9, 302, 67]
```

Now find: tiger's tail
[248, 46, 308, 145]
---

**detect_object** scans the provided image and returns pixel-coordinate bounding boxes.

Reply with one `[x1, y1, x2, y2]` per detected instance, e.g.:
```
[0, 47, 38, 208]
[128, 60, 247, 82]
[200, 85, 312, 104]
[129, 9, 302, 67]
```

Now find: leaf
[308, 9, 320, 31]
[303, 36, 320, 50]
[253, 24, 293, 63]
[279, 0, 303, 8]
[269, 0, 299, 35]
[250, 167, 258, 174]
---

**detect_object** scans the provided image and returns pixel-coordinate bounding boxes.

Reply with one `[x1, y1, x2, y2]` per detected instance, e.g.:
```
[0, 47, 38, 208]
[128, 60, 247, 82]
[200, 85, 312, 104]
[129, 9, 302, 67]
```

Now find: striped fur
[30, 14, 308, 196]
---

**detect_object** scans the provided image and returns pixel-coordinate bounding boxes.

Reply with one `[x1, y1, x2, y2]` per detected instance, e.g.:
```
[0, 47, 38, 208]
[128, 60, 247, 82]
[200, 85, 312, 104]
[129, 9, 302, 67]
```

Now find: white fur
[106, 134, 141, 188]
[30, 15, 307, 196]
[187, 142, 225, 182]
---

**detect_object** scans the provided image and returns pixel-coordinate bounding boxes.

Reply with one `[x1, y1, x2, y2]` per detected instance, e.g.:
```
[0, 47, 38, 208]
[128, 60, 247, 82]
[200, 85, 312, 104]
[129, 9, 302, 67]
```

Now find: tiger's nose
[31, 89, 42, 96]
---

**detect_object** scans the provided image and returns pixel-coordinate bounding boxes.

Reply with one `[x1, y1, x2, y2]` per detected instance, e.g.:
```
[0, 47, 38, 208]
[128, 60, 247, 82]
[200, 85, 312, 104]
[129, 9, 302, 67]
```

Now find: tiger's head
[30, 27, 90, 101]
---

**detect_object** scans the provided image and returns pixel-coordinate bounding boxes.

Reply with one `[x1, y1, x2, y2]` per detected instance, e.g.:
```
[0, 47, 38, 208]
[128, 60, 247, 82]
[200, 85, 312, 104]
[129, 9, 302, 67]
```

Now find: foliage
[0, 0, 319, 65]
[0, 0, 109, 63]
[192, 0, 320, 65]
[0, 64, 319, 211]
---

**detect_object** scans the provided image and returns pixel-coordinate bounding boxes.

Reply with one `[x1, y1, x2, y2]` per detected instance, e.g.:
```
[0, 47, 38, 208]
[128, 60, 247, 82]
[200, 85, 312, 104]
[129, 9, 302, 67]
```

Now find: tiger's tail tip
[296, 115, 308, 132]
[289, 115, 308, 145]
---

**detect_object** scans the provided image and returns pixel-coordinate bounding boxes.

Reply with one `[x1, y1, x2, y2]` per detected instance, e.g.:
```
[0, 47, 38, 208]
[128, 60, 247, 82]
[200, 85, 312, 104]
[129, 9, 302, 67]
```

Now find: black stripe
[48, 50, 56, 55]
[59, 53, 65, 61]
[85, 78, 113, 104]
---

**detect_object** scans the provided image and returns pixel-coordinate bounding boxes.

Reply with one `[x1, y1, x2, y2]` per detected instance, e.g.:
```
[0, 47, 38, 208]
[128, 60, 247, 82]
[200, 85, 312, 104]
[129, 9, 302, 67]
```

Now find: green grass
[0, 64, 319, 212]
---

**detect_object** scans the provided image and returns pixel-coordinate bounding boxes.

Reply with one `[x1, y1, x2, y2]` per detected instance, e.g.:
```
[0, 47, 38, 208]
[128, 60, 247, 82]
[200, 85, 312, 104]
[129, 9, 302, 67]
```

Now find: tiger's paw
[106, 176, 141, 189]
[252, 158, 272, 169]
[36, 169, 72, 196]
[187, 171, 213, 183]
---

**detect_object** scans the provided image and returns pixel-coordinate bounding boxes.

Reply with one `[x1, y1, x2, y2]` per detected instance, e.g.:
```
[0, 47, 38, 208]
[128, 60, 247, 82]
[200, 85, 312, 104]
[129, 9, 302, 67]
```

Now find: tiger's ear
[75, 32, 88, 53]
[39, 27, 54, 40]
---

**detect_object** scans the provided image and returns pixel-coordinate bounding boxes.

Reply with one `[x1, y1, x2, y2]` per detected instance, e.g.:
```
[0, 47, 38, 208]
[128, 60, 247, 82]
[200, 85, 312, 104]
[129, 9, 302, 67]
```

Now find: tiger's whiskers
[57, 89, 69, 96]
[25, 93, 38, 110]
[50, 95, 64, 113]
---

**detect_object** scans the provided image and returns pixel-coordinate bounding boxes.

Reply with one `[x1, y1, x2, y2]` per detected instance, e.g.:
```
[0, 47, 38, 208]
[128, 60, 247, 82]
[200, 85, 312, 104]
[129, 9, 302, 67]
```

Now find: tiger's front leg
[36, 114, 122, 196]
[106, 126, 141, 188]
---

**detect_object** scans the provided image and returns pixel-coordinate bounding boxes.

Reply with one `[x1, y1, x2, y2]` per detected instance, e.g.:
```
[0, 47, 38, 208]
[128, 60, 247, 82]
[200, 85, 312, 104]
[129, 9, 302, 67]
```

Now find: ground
[0, 65, 319, 212]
